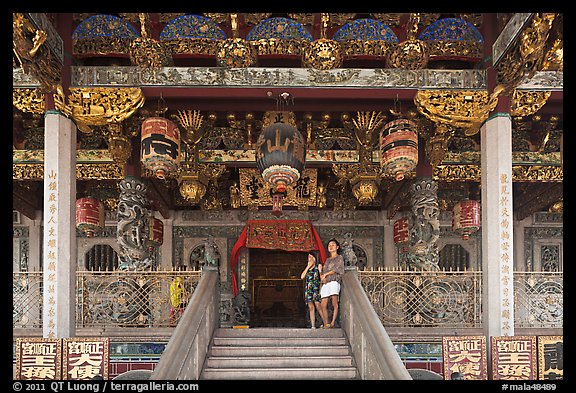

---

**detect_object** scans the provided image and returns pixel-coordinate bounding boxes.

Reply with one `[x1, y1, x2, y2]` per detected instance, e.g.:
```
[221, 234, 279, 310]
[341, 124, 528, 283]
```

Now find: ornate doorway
[249, 249, 308, 327]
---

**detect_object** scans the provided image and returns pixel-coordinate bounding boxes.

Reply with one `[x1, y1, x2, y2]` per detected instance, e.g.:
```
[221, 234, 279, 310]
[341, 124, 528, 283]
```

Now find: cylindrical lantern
[141, 117, 181, 179]
[76, 197, 104, 237]
[452, 200, 481, 240]
[256, 111, 306, 217]
[380, 118, 418, 181]
[256, 111, 306, 201]
[147, 216, 164, 248]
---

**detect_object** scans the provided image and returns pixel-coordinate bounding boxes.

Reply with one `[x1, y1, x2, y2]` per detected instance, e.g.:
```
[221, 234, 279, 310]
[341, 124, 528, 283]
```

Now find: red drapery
[230, 220, 327, 297]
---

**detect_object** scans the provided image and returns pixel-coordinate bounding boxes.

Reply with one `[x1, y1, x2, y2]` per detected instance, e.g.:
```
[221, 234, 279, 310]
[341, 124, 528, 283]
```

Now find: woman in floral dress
[300, 251, 326, 328]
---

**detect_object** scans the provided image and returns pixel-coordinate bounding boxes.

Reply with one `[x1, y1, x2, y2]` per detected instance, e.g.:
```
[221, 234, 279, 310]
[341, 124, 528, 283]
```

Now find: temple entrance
[249, 249, 308, 327]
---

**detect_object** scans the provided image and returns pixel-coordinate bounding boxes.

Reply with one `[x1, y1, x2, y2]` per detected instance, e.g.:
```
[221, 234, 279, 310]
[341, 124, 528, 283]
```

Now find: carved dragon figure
[117, 177, 152, 270]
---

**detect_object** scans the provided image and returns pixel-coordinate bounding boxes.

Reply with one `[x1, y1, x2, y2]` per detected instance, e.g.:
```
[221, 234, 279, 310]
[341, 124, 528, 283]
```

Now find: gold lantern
[179, 173, 207, 205]
[351, 173, 380, 206]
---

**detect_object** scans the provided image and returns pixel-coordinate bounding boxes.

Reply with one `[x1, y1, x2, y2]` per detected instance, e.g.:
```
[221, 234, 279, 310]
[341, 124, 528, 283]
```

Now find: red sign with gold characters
[491, 336, 537, 380]
[15, 338, 62, 380]
[62, 337, 109, 380]
[442, 336, 488, 380]
[538, 336, 563, 380]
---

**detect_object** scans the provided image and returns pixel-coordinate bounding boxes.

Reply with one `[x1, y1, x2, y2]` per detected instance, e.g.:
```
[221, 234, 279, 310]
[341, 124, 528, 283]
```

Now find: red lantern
[76, 197, 104, 237]
[147, 217, 164, 248]
[452, 200, 481, 240]
[256, 111, 306, 216]
[141, 117, 181, 179]
[380, 118, 418, 181]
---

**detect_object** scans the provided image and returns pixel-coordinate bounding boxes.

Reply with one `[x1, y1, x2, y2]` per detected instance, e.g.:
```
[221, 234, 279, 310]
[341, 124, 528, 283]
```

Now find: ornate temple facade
[13, 13, 562, 381]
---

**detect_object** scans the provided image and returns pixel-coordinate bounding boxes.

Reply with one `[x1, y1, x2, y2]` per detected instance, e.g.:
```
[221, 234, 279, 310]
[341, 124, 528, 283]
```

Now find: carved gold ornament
[56, 87, 145, 134]
[388, 13, 429, 70]
[351, 173, 380, 206]
[510, 90, 551, 118]
[107, 134, 132, 167]
[13, 88, 45, 115]
[238, 168, 317, 207]
[353, 111, 386, 164]
[302, 38, 343, 70]
[179, 173, 207, 205]
[175, 109, 205, 160]
[216, 37, 257, 67]
[13, 13, 61, 92]
[302, 13, 343, 70]
[496, 13, 556, 93]
[129, 14, 173, 74]
[414, 89, 502, 136]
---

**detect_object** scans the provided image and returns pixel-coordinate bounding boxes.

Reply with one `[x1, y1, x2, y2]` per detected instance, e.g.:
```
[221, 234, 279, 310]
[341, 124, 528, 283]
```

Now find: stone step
[205, 355, 354, 368]
[212, 336, 348, 347]
[202, 327, 358, 380]
[214, 327, 344, 338]
[201, 367, 358, 380]
[209, 345, 351, 357]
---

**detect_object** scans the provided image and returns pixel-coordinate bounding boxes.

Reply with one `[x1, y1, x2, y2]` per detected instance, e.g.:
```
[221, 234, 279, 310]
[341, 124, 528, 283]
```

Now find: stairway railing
[150, 268, 219, 380]
[340, 268, 413, 380]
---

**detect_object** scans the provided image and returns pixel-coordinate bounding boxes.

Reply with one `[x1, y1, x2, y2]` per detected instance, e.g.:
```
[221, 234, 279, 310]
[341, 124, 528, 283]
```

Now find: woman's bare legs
[330, 295, 339, 327]
[320, 297, 330, 327]
[307, 302, 316, 327]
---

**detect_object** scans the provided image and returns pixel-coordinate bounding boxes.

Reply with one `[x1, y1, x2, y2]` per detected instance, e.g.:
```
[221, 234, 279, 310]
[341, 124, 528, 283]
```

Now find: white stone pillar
[160, 214, 174, 270]
[383, 216, 396, 269]
[481, 113, 514, 339]
[28, 210, 43, 271]
[42, 111, 76, 338]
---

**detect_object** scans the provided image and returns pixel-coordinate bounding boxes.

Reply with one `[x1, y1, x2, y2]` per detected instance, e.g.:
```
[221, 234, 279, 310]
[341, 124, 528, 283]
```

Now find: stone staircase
[200, 327, 358, 380]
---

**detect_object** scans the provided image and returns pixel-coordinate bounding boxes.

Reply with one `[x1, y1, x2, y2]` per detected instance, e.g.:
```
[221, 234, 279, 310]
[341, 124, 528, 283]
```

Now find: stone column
[481, 113, 514, 340]
[28, 210, 43, 271]
[42, 111, 77, 338]
[383, 217, 396, 269]
[160, 215, 173, 270]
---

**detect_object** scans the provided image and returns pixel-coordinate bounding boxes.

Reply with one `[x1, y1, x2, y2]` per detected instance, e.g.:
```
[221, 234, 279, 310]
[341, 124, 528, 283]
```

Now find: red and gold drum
[380, 118, 418, 181]
[141, 117, 181, 179]
[76, 197, 104, 237]
[452, 200, 481, 240]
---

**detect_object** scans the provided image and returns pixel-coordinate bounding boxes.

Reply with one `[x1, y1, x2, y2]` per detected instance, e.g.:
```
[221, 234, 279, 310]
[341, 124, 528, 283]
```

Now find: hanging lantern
[141, 117, 181, 179]
[380, 118, 418, 181]
[452, 200, 481, 240]
[256, 111, 306, 216]
[146, 216, 164, 248]
[76, 197, 104, 237]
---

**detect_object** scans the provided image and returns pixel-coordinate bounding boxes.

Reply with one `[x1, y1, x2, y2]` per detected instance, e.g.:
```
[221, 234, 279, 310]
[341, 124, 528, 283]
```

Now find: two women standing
[300, 238, 345, 329]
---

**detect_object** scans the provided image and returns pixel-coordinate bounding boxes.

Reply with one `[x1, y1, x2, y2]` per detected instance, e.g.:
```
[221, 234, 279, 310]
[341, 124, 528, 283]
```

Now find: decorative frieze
[70, 66, 487, 90]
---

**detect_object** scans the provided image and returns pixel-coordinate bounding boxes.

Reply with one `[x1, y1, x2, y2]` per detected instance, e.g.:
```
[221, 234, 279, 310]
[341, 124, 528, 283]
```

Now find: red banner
[491, 336, 537, 380]
[15, 338, 62, 380]
[230, 220, 327, 297]
[63, 337, 109, 380]
[442, 336, 488, 380]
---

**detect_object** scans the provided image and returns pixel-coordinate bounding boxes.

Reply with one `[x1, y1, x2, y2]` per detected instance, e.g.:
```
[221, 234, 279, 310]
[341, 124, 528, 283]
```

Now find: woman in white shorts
[319, 238, 345, 328]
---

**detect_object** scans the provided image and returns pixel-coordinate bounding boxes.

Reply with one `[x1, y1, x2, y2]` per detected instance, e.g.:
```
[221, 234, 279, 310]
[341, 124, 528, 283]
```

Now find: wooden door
[249, 249, 308, 327]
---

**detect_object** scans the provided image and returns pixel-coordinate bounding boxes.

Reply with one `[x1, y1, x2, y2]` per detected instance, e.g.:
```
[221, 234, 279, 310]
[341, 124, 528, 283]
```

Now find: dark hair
[308, 250, 319, 262]
[327, 238, 340, 254]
